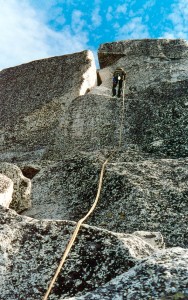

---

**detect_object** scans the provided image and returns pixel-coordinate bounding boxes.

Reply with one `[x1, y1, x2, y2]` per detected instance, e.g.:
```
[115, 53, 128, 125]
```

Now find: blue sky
[0, 0, 188, 70]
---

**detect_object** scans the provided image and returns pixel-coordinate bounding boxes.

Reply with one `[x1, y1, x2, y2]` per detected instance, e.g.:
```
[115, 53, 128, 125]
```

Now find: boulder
[23, 154, 188, 248]
[0, 163, 31, 212]
[65, 247, 188, 300]
[0, 50, 96, 162]
[0, 205, 157, 300]
[98, 39, 188, 68]
[0, 174, 13, 208]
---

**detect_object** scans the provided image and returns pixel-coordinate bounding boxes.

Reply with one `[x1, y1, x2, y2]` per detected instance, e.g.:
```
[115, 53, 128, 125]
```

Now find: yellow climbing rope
[42, 79, 126, 300]
[119, 80, 126, 148]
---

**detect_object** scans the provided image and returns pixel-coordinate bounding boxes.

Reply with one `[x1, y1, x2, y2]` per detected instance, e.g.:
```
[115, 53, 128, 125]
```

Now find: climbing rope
[119, 80, 126, 148]
[42, 158, 109, 300]
[42, 79, 126, 300]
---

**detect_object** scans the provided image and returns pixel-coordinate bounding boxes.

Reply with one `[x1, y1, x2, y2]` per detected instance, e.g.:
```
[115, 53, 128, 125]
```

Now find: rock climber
[112, 67, 126, 98]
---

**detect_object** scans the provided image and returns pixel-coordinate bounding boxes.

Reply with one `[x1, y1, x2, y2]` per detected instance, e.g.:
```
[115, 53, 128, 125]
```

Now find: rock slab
[0, 50, 96, 162]
[24, 155, 188, 248]
[65, 248, 188, 300]
[0, 206, 157, 300]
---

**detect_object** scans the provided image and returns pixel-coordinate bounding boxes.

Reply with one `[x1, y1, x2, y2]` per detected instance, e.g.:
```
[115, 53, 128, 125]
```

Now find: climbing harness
[42, 79, 127, 300]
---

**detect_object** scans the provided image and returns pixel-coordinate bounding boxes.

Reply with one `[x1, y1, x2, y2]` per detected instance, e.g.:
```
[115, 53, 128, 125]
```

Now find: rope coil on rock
[42, 79, 126, 300]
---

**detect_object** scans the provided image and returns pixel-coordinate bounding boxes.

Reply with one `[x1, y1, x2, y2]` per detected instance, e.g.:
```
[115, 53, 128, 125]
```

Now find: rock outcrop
[98, 39, 188, 68]
[0, 39, 188, 299]
[50, 39, 188, 159]
[0, 50, 96, 162]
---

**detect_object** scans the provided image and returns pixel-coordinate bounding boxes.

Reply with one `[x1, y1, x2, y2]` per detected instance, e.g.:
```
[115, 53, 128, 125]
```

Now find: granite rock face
[0, 40, 188, 300]
[65, 248, 188, 300]
[54, 39, 188, 159]
[0, 163, 31, 212]
[0, 206, 158, 300]
[24, 154, 188, 248]
[98, 39, 188, 68]
[0, 50, 96, 162]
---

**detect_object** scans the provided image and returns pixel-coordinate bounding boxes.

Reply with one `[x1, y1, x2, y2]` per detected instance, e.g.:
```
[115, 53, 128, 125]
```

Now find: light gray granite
[0, 206, 156, 300]
[0, 39, 187, 299]
[0, 163, 31, 212]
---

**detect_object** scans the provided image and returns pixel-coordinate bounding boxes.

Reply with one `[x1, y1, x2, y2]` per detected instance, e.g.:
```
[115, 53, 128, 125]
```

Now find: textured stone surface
[0, 206, 156, 300]
[98, 39, 188, 68]
[44, 94, 119, 159]
[0, 50, 96, 162]
[0, 39, 188, 299]
[65, 248, 188, 300]
[0, 163, 31, 212]
[133, 231, 165, 249]
[0, 174, 13, 208]
[23, 154, 188, 248]
[52, 39, 188, 159]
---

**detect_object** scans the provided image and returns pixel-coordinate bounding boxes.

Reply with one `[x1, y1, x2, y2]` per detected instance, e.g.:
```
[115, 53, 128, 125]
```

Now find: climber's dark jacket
[112, 67, 126, 97]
